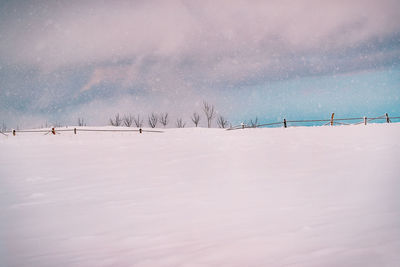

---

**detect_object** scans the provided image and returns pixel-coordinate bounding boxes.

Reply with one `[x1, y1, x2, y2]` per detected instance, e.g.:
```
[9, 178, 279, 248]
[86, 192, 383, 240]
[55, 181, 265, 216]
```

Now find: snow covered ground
[1, 124, 400, 267]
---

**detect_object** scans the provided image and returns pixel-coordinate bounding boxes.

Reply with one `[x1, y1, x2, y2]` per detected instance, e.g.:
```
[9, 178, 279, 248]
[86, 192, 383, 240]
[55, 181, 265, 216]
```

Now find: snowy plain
[1, 124, 400, 267]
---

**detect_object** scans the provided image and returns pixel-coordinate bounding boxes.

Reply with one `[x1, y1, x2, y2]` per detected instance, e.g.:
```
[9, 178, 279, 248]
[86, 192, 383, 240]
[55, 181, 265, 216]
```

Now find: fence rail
[228, 113, 400, 130]
[1, 127, 164, 136]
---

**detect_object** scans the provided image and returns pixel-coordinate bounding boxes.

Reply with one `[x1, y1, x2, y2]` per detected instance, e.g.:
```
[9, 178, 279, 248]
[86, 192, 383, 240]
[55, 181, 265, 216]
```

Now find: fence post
[385, 113, 390, 123]
[364, 116, 367, 125]
[283, 119, 287, 128]
[13, 129, 16, 136]
[74, 128, 77, 134]
[330, 113, 335, 126]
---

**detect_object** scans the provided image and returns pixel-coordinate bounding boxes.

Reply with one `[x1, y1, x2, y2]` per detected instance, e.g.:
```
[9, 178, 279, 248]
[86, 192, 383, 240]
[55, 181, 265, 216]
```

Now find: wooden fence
[228, 113, 400, 130]
[1, 113, 399, 136]
[1, 127, 163, 136]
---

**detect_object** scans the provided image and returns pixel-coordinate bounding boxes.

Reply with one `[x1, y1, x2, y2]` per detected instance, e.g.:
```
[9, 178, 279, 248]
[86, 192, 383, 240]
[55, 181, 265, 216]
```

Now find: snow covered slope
[1, 124, 400, 267]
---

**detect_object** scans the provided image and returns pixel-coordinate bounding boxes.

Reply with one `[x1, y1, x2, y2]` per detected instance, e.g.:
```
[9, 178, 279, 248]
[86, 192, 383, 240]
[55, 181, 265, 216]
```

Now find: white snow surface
[1, 124, 400, 267]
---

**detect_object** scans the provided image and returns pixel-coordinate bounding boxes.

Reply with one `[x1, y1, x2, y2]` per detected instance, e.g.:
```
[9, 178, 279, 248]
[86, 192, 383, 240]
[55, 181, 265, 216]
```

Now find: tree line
[0, 101, 230, 131]
[109, 101, 229, 128]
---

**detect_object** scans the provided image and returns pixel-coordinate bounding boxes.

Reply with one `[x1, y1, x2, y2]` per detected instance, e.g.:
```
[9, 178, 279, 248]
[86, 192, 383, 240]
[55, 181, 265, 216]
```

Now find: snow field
[1, 124, 400, 267]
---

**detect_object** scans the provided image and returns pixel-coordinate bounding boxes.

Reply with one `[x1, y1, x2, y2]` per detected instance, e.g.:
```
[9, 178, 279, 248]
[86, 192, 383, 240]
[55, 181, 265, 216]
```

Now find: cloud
[1, 0, 399, 71]
[80, 65, 132, 92]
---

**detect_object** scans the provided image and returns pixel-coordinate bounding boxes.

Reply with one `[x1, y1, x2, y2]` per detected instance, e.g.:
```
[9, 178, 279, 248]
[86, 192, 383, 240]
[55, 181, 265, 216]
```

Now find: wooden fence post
[74, 128, 77, 134]
[385, 113, 390, 123]
[283, 119, 287, 128]
[364, 117, 367, 125]
[330, 113, 335, 126]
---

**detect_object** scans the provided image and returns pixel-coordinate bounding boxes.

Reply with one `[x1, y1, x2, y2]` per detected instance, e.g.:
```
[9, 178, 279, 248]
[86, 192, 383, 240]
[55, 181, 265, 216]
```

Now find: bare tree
[110, 113, 122, 126]
[133, 115, 144, 128]
[159, 112, 169, 127]
[249, 117, 258, 128]
[39, 121, 49, 129]
[1, 121, 7, 132]
[0, 122, 7, 135]
[176, 118, 186, 128]
[123, 114, 134, 127]
[53, 121, 62, 128]
[202, 101, 215, 128]
[78, 118, 86, 126]
[216, 115, 228, 128]
[191, 112, 201, 127]
[148, 113, 158, 128]
[43, 121, 49, 129]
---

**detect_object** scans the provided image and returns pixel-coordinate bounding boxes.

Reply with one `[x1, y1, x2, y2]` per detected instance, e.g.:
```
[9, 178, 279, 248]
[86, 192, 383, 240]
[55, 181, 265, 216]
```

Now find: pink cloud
[1, 0, 398, 69]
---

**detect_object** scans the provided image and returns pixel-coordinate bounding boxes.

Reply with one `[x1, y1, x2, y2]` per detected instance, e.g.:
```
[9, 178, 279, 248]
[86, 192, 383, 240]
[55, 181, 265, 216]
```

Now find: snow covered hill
[1, 124, 400, 267]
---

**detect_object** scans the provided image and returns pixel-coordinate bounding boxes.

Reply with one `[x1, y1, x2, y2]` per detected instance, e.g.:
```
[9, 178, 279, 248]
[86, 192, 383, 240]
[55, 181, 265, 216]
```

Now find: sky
[0, 0, 399, 128]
